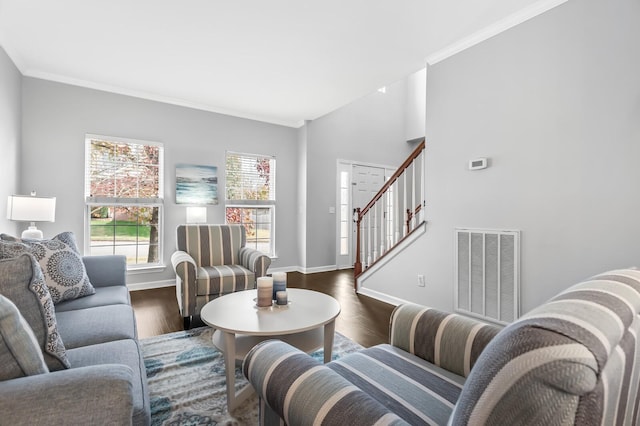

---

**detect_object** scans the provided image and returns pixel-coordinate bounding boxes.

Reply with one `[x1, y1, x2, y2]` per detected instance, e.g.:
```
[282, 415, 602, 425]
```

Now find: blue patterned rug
[141, 327, 363, 425]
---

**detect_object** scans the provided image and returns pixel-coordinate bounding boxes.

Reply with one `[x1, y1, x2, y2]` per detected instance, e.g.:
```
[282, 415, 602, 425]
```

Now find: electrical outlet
[417, 275, 425, 287]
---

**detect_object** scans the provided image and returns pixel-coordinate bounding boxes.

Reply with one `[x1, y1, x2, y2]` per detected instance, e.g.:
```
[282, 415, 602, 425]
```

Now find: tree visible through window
[84, 135, 164, 267]
[225, 152, 275, 256]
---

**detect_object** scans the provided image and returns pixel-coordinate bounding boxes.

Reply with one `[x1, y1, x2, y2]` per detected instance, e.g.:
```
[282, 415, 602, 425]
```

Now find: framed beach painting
[176, 164, 218, 204]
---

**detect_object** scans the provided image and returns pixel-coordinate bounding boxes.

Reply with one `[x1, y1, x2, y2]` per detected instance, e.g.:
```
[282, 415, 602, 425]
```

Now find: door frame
[335, 159, 396, 270]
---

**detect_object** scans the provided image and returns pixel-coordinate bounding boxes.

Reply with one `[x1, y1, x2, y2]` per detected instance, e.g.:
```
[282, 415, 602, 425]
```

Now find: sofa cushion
[0, 295, 49, 380]
[0, 232, 95, 304]
[66, 339, 150, 426]
[0, 254, 70, 370]
[328, 344, 465, 425]
[56, 304, 137, 349]
[196, 264, 254, 296]
[55, 285, 130, 313]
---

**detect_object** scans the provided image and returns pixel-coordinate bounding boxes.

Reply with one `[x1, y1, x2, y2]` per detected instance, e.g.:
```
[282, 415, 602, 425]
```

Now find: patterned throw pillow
[0, 232, 95, 304]
[0, 254, 69, 371]
[0, 294, 50, 380]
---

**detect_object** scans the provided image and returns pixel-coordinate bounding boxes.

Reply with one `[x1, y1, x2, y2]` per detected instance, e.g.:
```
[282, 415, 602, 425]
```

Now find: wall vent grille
[455, 228, 520, 324]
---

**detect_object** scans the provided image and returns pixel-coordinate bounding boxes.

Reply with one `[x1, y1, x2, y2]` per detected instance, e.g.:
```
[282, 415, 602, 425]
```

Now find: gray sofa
[244, 268, 640, 425]
[0, 255, 150, 425]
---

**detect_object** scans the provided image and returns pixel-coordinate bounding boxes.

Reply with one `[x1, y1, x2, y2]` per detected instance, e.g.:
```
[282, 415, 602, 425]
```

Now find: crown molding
[22, 69, 304, 128]
[426, 0, 568, 65]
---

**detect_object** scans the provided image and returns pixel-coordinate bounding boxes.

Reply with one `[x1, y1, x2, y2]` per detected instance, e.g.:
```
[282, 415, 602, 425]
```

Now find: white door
[352, 165, 386, 267]
[336, 162, 395, 270]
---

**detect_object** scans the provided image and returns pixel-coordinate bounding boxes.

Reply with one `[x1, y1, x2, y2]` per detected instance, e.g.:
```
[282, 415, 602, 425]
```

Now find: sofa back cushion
[450, 268, 640, 425]
[176, 225, 246, 267]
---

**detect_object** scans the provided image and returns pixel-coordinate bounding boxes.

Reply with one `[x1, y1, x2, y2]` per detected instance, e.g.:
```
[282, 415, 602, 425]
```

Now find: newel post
[353, 208, 362, 281]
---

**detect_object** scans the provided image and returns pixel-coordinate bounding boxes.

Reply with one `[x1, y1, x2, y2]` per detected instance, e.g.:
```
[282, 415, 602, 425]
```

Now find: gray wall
[20, 78, 299, 284]
[0, 47, 21, 235]
[365, 0, 640, 314]
[304, 77, 416, 268]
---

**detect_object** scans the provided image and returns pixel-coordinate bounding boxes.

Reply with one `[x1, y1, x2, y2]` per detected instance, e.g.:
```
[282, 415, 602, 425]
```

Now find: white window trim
[225, 204, 276, 257]
[84, 134, 165, 270]
[225, 151, 276, 257]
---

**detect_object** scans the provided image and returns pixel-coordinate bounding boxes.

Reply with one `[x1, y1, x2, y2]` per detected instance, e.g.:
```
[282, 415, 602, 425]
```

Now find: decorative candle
[276, 290, 288, 306]
[272, 271, 287, 300]
[257, 277, 273, 307]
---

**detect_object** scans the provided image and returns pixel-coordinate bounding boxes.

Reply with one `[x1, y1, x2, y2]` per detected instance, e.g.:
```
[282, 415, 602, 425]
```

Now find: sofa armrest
[82, 255, 127, 288]
[390, 304, 501, 377]
[243, 340, 408, 426]
[0, 364, 135, 425]
[239, 247, 271, 281]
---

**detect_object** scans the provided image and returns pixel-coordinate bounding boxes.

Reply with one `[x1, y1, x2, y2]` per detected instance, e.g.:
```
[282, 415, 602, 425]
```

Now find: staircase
[354, 139, 426, 287]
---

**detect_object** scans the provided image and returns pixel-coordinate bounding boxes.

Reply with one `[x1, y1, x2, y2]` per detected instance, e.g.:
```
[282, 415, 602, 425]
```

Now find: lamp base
[21, 226, 44, 240]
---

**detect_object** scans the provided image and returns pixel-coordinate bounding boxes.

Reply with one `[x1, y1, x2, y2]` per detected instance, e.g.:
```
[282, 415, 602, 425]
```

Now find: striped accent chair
[171, 224, 271, 328]
[243, 268, 640, 425]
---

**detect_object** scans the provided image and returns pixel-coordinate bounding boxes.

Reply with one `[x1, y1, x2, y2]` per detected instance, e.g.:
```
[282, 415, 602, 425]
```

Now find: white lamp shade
[186, 206, 207, 224]
[7, 195, 56, 222]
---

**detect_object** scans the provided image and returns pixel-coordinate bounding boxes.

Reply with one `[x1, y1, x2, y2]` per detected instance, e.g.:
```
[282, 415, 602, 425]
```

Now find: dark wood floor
[130, 269, 394, 348]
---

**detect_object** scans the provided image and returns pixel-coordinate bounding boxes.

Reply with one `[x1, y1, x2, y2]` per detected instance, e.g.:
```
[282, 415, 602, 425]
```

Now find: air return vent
[455, 228, 520, 325]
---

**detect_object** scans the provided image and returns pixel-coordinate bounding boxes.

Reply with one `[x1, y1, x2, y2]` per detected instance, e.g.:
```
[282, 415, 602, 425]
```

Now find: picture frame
[175, 164, 218, 205]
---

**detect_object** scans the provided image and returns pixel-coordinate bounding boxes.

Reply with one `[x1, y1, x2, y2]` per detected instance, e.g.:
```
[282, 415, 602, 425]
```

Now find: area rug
[141, 327, 364, 425]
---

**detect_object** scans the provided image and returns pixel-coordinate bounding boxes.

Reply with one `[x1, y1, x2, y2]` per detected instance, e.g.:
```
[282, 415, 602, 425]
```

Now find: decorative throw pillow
[0, 294, 49, 380]
[0, 254, 69, 371]
[0, 232, 95, 304]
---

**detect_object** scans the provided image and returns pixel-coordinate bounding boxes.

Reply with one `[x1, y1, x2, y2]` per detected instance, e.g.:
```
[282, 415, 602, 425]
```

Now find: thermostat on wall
[468, 158, 488, 170]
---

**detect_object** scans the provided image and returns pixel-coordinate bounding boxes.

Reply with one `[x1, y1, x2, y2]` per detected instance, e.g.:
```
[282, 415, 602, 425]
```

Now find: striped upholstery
[244, 268, 640, 425]
[450, 268, 640, 425]
[171, 224, 271, 319]
[243, 340, 410, 426]
[176, 224, 245, 267]
[390, 304, 500, 377]
[243, 307, 499, 426]
[328, 345, 466, 425]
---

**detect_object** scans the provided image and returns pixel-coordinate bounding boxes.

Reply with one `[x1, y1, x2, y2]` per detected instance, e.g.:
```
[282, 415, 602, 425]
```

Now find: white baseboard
[127, 279, 175, 291]
[128, 265, 341, 290]
[357, 287, 411, 307]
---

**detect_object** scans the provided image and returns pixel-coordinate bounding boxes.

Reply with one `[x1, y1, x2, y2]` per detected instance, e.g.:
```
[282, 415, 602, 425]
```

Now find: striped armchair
[171, 224, 271, 329]
[243, 268, 640, 425]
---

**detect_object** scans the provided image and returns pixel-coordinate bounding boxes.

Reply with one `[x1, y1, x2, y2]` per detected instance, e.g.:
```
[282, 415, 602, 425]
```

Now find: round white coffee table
[200, 288, 341, 412]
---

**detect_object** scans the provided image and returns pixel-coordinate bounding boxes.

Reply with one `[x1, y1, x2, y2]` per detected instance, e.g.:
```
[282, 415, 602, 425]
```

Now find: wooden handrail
[359, 139, 425, 218]
[354, 139, 425, 282]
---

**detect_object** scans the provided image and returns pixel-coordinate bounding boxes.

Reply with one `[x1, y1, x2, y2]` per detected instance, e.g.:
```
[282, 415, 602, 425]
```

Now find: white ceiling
[0, 0, 563, 127]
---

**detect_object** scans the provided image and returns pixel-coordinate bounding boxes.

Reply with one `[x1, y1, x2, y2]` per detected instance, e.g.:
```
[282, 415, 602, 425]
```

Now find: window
[225, 152, 275, 256]
[84, 134, 164, 268]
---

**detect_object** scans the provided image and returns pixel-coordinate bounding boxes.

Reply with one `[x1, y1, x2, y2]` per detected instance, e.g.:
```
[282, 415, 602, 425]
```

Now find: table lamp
[7, 192, 56, 239]
[186, 206, 207, 224]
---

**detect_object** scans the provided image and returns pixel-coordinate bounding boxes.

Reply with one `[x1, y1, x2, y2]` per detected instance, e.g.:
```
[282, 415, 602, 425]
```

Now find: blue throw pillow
[0, 232, 95, 304]
[0, 294, 49, 380]
[0, 254, 70, 371]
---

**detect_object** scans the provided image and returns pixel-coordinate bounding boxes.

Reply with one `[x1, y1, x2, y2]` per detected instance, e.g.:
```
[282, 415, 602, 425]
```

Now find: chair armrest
[243, 340, 408, 426]
[171, 250, 197, 280]
[171, 251, 197, 317]
[0, 364, 134, 425]
[239, 247, 271, 280]
[82, 255, 127, 288]
[390, 304, 501, 377]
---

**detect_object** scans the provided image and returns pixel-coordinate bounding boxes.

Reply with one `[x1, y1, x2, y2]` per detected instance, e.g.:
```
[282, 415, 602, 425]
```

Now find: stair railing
[354, 139, 425, 278]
